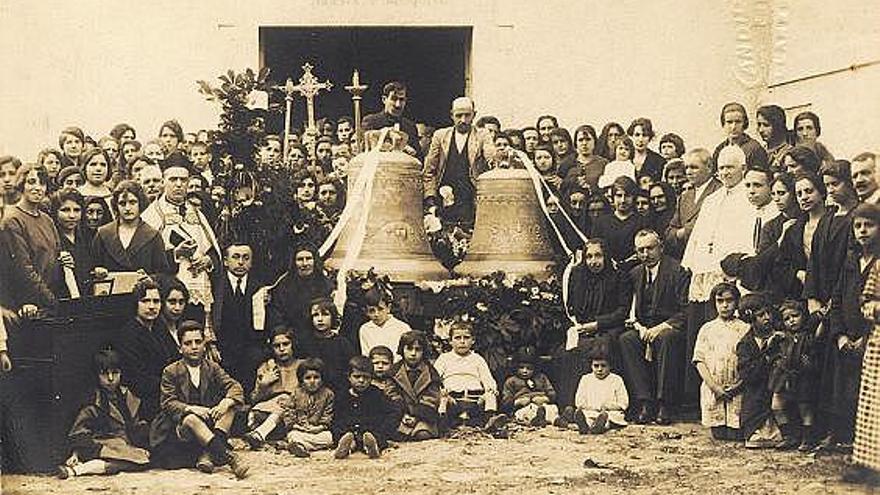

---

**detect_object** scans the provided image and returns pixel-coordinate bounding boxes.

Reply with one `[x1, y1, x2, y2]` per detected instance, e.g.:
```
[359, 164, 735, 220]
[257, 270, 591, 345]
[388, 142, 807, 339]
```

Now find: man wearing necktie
[361, 81, 422, 159]
[212, 242, 266, 394]
[619, 229, 691, 425]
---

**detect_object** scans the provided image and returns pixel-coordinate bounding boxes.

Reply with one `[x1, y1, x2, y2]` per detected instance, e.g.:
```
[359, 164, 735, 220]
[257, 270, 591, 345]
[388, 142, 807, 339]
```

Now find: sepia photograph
[1, 1, 879, 493]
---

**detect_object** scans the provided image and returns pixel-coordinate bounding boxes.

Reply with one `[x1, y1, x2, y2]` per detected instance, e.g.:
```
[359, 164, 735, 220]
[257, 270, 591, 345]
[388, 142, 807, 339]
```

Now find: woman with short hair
[0, 163, 62, 312]
[91, 180, 169, 276]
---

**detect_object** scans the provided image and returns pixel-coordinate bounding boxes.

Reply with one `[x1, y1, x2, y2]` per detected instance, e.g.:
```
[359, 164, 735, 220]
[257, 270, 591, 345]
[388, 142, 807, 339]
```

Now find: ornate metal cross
[291, 63, 332, 132]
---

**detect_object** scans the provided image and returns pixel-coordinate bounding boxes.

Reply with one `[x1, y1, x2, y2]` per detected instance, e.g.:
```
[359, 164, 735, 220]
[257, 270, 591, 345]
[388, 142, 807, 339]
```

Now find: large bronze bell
[456, 168, 556, 279]
[326, 129, 447, 282]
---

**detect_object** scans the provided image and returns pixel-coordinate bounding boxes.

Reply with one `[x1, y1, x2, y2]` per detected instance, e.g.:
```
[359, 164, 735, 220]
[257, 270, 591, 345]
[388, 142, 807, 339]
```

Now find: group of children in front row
[67, 274, 849, 481]
[60, 287, 633, 480]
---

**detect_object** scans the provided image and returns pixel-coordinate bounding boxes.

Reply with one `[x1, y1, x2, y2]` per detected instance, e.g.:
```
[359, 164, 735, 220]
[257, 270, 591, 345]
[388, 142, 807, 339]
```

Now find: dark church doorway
[259, 26, 472, 132]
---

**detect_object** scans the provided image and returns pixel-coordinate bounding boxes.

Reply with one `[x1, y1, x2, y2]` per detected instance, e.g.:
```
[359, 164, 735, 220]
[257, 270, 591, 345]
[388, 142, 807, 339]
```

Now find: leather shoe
[655, 405, 672, 425]
[636, 404, 652, 425]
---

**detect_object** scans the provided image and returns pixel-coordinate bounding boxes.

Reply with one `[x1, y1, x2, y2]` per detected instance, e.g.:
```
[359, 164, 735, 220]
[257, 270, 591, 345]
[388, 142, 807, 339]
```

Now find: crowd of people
[0, 81, 878, 484]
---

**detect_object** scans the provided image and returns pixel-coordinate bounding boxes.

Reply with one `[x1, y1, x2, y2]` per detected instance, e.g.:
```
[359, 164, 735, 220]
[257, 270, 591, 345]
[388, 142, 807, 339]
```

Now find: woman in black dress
[557, 238, 633, 406]
[91, 180, 169, 277]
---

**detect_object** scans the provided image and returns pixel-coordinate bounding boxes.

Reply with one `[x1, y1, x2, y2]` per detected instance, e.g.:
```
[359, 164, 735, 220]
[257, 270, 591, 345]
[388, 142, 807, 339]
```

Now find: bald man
[422, 96, 497, 227]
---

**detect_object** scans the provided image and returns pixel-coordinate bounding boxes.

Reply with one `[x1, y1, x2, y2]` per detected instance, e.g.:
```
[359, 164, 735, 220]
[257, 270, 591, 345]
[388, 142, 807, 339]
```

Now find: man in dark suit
[664, 148, 722, 259]
[361, 81, 421, 159]
[422, 96, 497, 228]
[619, 229, 691, 425]
[211, 242, 266, 394]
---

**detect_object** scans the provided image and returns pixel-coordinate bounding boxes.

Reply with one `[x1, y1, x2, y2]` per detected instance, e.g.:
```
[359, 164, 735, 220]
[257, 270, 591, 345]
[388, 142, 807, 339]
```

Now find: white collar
[228, 272, 248, 290]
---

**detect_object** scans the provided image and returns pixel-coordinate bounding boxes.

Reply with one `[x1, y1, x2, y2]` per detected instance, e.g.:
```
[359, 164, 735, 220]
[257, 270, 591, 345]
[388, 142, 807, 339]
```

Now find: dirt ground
[0, 422, 873, 495]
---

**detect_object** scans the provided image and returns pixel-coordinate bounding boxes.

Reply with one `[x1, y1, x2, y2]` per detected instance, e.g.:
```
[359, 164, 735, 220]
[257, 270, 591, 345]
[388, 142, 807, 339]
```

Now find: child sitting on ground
[737, 293, 782, 448]
[570, 350, 629, 434]
[369, 345, 403, 404]
[332, 356, 402, 459]
[693, 282, 750, 441]
[434, 320, 507, 431]
[299, 297, 356, 394]
[58, 349, 151, 479]
[769, 299, 821, 450]
[389, 331, 442, 441]
[149, 320, 248, 478]
[359, 286, 411, 358]
[501, 348, 559, 427]
[279, 357, 335, 457]
[243, 326, 302, 449]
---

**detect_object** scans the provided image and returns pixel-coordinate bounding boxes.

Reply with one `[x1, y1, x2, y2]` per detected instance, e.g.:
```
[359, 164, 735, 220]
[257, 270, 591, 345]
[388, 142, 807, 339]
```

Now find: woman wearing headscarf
[267, 243, 334, 349]
[557, 238, 632, 407]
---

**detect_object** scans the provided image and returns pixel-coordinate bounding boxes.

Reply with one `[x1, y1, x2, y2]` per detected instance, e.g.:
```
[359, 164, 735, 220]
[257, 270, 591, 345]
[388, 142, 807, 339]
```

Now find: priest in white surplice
[681, 145, 759, 406]
[682, 145, 759, 301]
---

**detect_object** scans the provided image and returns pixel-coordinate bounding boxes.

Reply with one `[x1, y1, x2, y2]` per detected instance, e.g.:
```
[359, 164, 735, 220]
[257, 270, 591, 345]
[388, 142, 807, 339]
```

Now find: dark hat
[57, 165, 82, 184]
[512, 347, 537, 366]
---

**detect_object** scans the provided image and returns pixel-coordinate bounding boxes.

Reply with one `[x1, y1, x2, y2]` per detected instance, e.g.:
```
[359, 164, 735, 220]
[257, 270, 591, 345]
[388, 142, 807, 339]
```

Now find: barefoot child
[389, 331, 442, 440]
[149, 321, 248, 478]
[571, 350, 629, 434]
[332, 356, 402, 459]
[280, 357, 335, 457]
[243, 326, 302, 449]
[58, 350, 150, 479]
[693, 282, 750, 441]
[501, 348, 559, 427]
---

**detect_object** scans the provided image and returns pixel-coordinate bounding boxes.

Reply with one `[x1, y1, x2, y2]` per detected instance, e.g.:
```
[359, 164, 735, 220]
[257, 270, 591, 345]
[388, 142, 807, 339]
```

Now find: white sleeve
[475, 354, 497, 393]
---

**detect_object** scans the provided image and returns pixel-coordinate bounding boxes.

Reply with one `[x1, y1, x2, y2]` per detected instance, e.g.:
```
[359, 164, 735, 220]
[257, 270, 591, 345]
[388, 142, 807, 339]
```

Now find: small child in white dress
[572, 350, 629, 434]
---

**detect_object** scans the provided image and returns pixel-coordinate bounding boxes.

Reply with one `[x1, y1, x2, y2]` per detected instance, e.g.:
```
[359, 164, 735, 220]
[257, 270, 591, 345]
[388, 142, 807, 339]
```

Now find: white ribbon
[319, 128, 392, 311]
[508, 149, 588, 327]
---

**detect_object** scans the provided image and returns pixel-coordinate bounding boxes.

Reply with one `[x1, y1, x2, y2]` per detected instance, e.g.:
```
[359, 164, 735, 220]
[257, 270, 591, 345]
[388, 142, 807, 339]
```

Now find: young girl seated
[693, 282, 750, 441]
[299, 297, 356, 394]
[279, 357, 335, 457]
[434, 321, 507, 431]
[59, 349, 151, 479]
[389, 331, 442, 441]
[243, 326, 302, 449]
[501, 348, 559, 427]
[769, 299, 820, 450]
[570, 350, 628, 434]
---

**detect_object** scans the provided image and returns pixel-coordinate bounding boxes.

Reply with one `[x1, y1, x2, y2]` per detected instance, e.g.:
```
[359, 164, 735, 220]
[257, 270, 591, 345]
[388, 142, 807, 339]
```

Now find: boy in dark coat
[149, 320, 248, 478]
[736, 293, 779, 447]
[332, 355, 402, 459]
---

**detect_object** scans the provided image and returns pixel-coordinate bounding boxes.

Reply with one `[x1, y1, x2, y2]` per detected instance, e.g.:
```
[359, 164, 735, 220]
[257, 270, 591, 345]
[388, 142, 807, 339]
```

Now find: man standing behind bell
[362, 81, 421, 158]
[423, 97, 497, 228]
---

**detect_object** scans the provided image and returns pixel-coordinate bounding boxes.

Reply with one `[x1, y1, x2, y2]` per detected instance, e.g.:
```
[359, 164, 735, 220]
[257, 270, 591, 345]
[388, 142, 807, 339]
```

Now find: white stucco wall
[1, 0, 876, 161]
